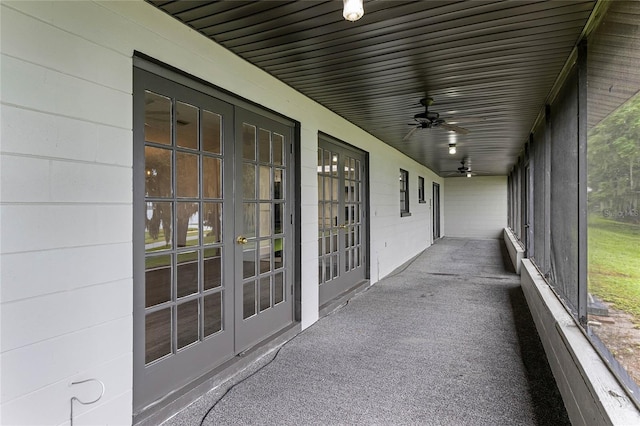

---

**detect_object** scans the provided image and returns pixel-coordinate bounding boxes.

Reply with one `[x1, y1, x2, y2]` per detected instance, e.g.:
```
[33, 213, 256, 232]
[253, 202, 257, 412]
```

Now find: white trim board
[521, 259, 640, 425]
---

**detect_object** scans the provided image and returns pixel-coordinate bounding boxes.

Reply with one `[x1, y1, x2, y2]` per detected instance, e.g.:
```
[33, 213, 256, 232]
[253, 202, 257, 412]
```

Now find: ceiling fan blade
[403, 126, 419, 141]
[439, 122, 470, 135]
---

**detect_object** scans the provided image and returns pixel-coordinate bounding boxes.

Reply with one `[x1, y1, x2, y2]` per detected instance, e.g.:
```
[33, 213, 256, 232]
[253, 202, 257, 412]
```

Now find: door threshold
[134, 322, 302, 426]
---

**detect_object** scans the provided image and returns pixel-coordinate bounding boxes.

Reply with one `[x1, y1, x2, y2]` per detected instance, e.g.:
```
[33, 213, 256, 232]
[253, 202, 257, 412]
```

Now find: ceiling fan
[446, 160, 477, 177]
[403, 97, 470, 141]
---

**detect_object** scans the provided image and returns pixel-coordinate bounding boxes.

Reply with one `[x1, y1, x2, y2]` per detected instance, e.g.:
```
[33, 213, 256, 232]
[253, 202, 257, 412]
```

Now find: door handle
[236, 235, 248, 245]
[338, 224, 347, 229]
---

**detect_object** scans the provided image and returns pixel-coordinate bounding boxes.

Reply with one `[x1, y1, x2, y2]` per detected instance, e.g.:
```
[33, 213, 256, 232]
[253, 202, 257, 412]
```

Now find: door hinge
[291, 214, 293, 224]
[290, 144, 293, 154]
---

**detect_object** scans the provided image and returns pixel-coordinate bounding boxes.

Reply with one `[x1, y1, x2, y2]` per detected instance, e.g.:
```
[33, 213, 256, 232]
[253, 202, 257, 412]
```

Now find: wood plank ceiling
[149, 0, 596, 177]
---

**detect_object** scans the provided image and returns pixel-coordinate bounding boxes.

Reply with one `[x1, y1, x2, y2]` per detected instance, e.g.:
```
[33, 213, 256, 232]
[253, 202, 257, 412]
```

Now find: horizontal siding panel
[1, 106, 131, 167]
[0, 205, 132, 254]
[1, 279, 132, 352]
[1, 155, 131, 204]
[1, 354, 132, 425]
[1, 316, 132, 403]
[1, 5, 131, 92]
[1, 243, 132, 303]
[1, 55, 131, 129]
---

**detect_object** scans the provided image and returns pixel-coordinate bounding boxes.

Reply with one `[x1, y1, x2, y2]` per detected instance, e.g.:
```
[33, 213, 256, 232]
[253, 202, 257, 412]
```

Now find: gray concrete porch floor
[163, 238, 569, 426]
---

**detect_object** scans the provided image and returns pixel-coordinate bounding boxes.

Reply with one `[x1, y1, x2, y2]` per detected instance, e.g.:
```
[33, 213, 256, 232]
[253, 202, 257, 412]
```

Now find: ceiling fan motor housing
[414, 111, 440, 120]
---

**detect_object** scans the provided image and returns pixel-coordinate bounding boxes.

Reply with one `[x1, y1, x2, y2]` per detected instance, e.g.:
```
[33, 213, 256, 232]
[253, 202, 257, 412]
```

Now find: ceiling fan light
[466, 172, 472, 178]
[343, 0, 364, 21]
[448, 143, 457, 154]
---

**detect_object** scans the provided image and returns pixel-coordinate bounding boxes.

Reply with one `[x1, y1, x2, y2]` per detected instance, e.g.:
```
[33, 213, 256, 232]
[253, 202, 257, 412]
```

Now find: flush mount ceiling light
[343, 0, 364, 21]
[448, 143, 457, 155]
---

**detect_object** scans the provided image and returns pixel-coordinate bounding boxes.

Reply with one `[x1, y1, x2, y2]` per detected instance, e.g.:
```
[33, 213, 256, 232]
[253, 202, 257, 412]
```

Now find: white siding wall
[0, 1, 442, 424]
[443, 176, 507, 239]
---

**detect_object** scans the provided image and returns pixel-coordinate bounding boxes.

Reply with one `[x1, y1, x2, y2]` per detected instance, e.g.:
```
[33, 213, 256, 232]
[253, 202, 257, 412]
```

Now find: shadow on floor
[509, 286, 571, 426]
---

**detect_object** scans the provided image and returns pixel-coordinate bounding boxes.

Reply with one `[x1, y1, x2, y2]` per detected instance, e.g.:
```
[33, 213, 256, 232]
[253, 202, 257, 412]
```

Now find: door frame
[317, 133, 370, 307]
[432, 182, 441, 241]
[132, 54, 301, 416]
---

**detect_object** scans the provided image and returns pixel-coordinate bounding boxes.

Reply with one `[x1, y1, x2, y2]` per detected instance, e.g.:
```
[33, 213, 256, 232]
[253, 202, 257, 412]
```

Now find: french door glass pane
[144, 91, 171, 146]
[243, 164, 256, 199]
[274, 238, 283, 269]
[177, 299, 199, 349]
[202, 110, 222, 154]
[177, 251, 198, 298]
[203, 249, 222, 290]
[259, 277, 271, 312]
[204, 292, 222, 336]
[273, 134, 283, 165]
[145, 202, 172, 252]
[176, 101, 199, 150]
[145, 254, 171, 308]
[259, 129, 271, 163]
[243, 281, 256, 319]
[203, 156, 222, 199]
[259, 203, 271, 237]
[243, 241, 257, 279]
[244, 203, 256, 238]
[274, 272, 284, 305]
[242, 124, 256, 160]
[259, 240, 272, 273]
[145, 308, 172, 364]
[176, 202, 199, 247]
[176, 152, 199, 198]
[203, 202, 222, 244]
[259, 166, 271, 199]
[145, 147, 172, 198]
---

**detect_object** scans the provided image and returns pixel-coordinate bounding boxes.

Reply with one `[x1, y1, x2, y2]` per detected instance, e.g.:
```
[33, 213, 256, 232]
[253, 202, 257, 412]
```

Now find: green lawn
[588, 216, 640, 322]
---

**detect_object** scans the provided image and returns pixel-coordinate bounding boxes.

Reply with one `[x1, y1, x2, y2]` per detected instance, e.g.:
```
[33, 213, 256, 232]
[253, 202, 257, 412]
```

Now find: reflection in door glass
[259, 203, 271, 237]
[145, 146, 172, 197]
[145, 308, 172, 364]
[243, 164, 256, 199]
[176, 152, 199, 198]
[259, 276, 271, 312]
[176, 101, 199, 150]
[204, 292, 222, 336]
[146, 201, 172, 252]
[259, 129, 271, 163]
[177, 299, 199, 350]
[203, 157, 222, 199]
[242, 124, 256, 161]
[244, 203, 256, 238]
[273, 133, 283, 165]
[177, 251, 199, 298]
[259, 239, 272, 273]
[203, 202, 222, 244]
[243, 241, 257, 279]
[145, 254, 171, 307]
[259, 166, 271, 199]
[203, 249, 222, 290]
[176, 202, 199, 247]
[243, 281, 256, 319]
[274, 272, 284, 305]
[202, 110, 222, 154]
[144, 91, 171, 146]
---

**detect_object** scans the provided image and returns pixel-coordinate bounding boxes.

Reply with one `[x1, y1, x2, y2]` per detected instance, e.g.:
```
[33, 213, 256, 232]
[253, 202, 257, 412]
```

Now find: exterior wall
[443, 176, 507, 239]
[0, 1, 442, 424]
